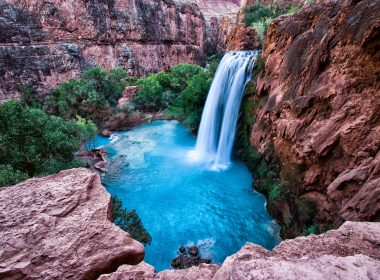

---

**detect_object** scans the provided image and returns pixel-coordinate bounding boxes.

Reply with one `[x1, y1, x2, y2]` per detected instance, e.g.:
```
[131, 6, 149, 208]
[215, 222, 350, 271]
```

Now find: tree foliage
[243, 3, 301, 39]
[0, 101, 96, 185]
[133, 62, 218, 130]
[112, 195, 152, 246]
[0, 165, 29, 187]
[45, 67, 128, 124]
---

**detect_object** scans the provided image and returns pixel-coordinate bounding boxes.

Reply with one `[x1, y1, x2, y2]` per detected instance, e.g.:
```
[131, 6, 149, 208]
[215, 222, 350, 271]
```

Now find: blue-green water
[94, 120, 280, 271]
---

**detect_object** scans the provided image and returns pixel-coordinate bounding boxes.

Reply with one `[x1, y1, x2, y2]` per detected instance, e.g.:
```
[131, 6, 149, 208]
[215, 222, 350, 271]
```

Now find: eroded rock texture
[0, 168, 144, 280]
[252, 0, 380, 225]
[0, 0, 206, 101]
[100, 222, 380, 280]
[225, 23, 262, 51]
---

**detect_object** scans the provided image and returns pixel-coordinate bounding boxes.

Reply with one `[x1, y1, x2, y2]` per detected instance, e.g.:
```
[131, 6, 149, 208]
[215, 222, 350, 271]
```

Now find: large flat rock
[0, 168, 144, 280]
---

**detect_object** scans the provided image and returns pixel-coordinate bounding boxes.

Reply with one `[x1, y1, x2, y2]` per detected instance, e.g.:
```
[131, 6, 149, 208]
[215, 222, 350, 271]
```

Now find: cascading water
[192, 51, 260, 169]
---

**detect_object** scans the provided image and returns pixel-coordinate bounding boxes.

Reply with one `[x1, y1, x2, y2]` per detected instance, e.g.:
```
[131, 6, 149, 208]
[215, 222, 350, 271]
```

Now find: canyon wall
[1, 168, 378, 279]
[250, 0, 380, 229]
[0, 0, 206, 102]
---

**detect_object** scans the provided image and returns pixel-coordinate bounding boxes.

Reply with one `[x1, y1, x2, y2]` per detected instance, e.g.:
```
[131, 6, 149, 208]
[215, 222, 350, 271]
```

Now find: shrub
[243, 3, 302, 39]
[268, 184, 281, 205]
[20, 85, 43, 109]
[170, 70, 212, 129]
[46, 67, 128, 123]
[76, 116, 98, 140]
[242, 3, 276, 25]
[134, 74, 165, 110]
[112, 195, 152, 246]
[0, 165, 29, 187]
[0, 101, 96, 178]
[301, 222, 318, 236]
[134, 63, 213, 130]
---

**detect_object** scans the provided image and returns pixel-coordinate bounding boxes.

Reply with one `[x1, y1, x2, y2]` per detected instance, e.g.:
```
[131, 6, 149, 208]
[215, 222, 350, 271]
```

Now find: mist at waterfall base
[92, 51, 280, 271]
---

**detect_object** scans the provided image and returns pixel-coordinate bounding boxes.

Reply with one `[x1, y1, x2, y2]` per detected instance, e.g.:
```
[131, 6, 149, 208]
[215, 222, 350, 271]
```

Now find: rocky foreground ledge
[0, 168, 379, 280]
[0, 168, 144, 279]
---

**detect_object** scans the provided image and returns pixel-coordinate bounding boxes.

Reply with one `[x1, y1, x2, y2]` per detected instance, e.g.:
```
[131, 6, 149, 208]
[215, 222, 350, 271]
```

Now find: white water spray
[191, 51, 259, 169]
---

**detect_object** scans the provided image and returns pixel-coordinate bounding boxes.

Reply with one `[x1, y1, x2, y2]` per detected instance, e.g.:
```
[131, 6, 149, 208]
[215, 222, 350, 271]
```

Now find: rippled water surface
[94, 120, 280, 271]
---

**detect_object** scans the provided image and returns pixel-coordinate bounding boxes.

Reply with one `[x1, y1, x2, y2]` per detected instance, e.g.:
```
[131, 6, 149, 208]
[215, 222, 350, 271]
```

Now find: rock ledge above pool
[0, 168, 379, 280]
[0, 168, 144, 279]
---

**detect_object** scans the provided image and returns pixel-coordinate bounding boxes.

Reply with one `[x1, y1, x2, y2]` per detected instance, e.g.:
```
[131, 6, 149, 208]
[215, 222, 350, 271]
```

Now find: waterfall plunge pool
[91, 120, 281, 271]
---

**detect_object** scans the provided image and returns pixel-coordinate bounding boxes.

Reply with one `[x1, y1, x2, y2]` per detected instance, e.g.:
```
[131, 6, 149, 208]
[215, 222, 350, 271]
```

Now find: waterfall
[191, 50, 259, 169]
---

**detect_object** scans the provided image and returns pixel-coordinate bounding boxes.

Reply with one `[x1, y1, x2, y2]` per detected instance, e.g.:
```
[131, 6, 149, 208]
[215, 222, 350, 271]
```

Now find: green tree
[112, 195, 152, 246]
[0, 101, 92, 179]
[0, 165, 29, 187]
[46, 67, 128, 124]
[134, 75, 165, 110]
[20, 85, 43, 109]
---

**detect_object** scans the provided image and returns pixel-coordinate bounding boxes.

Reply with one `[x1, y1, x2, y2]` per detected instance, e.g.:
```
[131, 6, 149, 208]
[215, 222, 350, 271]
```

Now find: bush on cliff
[243, 3, 300, 39]
[111, 195, 152, 246]
[0, 165, 29, 187]
[45, 67, 128, 124]
[0, 101, 96, 186]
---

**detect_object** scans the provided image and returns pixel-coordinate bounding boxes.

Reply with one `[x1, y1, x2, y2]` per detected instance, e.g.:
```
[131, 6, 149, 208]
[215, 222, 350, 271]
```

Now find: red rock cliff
[251, 0, 380, 227]
[0, 0, 206, 101]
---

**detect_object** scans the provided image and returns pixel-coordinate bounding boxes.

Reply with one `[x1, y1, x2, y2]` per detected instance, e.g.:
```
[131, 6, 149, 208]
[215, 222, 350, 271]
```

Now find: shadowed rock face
[99, 222, 380, 279]
[0, 168, 144, 280]
[0, 0, 206, 102]
[252, 0, 380, 225]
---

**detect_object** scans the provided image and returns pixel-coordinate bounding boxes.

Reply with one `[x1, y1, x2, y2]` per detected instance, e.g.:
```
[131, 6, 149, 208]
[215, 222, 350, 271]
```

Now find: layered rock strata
[251, 0, 380, 226]
[0, 0, 206, 101]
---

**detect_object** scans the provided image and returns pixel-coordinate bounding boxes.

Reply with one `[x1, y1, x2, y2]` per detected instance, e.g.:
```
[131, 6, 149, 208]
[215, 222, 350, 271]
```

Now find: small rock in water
[101, 129, 112, 137]
[171, 256, 184, 268]
[171, 245, 210, 269]
[188, 246, 199, 256]
[200, 258, 211, 264]
[179, 246, 186, 254]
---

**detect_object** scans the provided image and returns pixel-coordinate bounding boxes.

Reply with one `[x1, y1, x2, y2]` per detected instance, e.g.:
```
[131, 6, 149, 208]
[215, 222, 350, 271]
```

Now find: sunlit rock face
[176, 0, 241, 19]
[0, 168, 145, 279]
[100, 222, 380, 280]
[0, 0, 206, 102]
[251, 0, 380, 225]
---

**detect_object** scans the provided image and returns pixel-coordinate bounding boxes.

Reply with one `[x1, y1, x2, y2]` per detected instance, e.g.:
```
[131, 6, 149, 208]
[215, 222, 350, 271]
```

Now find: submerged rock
[171, 245, 211, 269]
[188, 246, 199, 256]
[179, 246, 187, 254]
[0, 168, 144, 279]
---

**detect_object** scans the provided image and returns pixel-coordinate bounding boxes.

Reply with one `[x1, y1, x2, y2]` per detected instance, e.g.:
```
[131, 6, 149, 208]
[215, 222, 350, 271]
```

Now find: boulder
[188, 246, 199, 256]
[101, 222, 380, 280]
[0, 168, 144, 279]
[225, 23, 262, 51]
